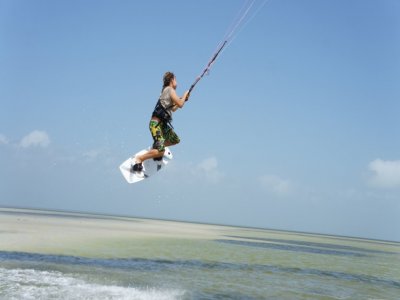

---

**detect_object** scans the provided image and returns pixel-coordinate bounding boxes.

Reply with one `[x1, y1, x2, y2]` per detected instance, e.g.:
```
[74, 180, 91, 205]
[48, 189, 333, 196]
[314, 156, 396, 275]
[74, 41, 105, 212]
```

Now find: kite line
[186, 0, 269, 99]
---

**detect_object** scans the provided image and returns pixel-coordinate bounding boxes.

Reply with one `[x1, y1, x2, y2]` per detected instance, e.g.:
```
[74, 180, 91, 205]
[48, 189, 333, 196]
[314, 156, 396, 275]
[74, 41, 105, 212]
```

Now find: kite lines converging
[187, 0, 269, 98]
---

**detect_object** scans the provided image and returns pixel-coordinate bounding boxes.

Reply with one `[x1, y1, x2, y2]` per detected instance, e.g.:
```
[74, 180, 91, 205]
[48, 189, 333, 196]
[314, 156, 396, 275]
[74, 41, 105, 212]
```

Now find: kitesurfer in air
[131, 72, 189, 173]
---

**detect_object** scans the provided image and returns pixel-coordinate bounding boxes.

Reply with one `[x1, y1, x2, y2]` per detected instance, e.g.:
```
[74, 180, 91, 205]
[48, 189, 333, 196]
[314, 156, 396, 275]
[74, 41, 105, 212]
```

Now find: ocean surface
[0, 208, 399, 300]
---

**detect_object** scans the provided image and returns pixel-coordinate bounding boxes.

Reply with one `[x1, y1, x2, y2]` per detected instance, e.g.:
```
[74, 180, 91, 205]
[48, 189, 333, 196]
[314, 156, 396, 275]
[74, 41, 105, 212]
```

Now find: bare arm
[170, 89, 189, 109]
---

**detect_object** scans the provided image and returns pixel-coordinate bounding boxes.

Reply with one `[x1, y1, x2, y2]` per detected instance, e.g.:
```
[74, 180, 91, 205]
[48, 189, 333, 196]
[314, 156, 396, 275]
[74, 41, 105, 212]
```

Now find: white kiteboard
[119, 147, 173, 184]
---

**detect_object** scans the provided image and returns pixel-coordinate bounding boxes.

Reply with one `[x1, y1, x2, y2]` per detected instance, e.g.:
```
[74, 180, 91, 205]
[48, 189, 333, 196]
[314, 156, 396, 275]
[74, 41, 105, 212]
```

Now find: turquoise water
[1, 210, 399, 299]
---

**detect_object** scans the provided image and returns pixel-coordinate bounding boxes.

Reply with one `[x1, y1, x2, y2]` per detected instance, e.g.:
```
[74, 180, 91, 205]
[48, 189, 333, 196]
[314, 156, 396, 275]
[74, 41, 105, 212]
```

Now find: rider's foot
[130, 162, 143, 173]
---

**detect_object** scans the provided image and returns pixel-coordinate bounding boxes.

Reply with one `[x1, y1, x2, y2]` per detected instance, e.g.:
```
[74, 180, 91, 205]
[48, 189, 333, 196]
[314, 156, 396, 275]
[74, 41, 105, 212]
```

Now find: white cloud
[0, 134, 9, 145]
[195, 157, 224, 183]
[368, 159, 400, 188]
[259, 174, 292, 196]
[20, 130, 50, 148]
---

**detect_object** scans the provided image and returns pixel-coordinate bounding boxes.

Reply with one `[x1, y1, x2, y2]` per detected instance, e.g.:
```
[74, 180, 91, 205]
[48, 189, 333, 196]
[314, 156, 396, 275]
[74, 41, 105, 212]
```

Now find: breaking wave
[0, 267, 185, 300]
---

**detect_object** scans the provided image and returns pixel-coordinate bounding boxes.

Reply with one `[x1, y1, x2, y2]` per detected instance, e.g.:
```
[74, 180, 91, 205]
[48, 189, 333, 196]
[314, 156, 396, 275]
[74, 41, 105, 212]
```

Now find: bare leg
[136, 149, 163, 163]
[136, 140, 179, 164]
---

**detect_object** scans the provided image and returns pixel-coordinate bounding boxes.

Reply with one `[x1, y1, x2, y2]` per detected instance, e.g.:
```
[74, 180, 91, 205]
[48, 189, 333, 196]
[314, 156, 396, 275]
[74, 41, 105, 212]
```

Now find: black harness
[152, 99, 174, 128]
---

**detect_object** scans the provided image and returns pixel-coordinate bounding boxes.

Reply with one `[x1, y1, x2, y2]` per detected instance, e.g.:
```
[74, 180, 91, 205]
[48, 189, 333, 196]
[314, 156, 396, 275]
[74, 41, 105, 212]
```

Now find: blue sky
[1, 0, 399, 241]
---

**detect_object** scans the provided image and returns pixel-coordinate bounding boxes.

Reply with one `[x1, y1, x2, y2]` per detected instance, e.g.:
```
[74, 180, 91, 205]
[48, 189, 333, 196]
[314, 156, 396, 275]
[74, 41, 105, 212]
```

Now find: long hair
[162, 71, 175, 92]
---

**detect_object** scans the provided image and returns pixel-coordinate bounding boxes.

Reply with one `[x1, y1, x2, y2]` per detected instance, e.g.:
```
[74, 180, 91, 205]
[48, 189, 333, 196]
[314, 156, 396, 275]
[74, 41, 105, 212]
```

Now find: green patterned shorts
[149, 120, 180, 152]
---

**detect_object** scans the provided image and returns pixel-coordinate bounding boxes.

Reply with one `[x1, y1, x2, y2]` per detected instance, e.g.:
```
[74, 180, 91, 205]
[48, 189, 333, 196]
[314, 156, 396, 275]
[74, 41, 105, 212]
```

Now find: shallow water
[1, 209, 399, 299]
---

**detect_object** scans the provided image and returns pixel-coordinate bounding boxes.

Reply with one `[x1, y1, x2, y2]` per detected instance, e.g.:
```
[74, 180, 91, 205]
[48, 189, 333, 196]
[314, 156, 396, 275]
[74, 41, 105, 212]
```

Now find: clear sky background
[1, 0, 399, 241]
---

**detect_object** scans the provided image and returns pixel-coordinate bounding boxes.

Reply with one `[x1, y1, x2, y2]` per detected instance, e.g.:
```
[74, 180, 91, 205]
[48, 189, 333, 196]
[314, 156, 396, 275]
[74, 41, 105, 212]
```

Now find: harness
[152, 99, 174, 128]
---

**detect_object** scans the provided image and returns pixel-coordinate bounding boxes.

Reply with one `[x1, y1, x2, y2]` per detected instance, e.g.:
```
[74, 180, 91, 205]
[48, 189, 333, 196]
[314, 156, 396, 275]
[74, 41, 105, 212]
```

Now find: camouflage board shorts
[149, 120, 180, 152]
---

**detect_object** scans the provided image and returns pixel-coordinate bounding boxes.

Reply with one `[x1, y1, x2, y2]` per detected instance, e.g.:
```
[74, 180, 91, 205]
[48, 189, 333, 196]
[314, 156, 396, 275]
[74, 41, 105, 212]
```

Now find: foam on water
[0, 268, 185, 300]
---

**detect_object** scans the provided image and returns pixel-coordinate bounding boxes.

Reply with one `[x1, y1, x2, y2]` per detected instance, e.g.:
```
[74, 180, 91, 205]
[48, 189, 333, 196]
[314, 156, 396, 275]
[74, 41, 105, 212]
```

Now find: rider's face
[172, 77, 177, 89]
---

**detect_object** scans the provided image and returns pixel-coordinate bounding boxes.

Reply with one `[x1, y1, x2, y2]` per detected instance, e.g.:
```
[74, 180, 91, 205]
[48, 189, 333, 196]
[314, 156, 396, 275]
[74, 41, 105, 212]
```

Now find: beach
[1, 207, 399, 299]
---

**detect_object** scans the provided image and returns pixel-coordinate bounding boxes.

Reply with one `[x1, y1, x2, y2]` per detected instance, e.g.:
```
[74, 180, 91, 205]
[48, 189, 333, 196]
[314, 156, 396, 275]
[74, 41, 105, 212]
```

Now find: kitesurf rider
[131, 72, 189, 173]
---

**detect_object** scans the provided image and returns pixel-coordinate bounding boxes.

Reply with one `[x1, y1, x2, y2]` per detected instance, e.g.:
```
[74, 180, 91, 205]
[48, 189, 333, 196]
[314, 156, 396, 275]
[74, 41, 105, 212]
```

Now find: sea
[0, 208, 399, 300]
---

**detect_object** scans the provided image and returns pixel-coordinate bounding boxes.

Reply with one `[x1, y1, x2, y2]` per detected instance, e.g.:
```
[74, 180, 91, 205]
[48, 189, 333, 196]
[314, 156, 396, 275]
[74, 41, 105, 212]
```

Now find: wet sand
[0, 207, 235, 258]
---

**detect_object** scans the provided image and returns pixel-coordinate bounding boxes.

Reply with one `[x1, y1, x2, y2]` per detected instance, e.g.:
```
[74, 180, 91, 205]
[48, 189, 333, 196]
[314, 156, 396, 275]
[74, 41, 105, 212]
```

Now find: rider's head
[162, 72, 176, 90]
